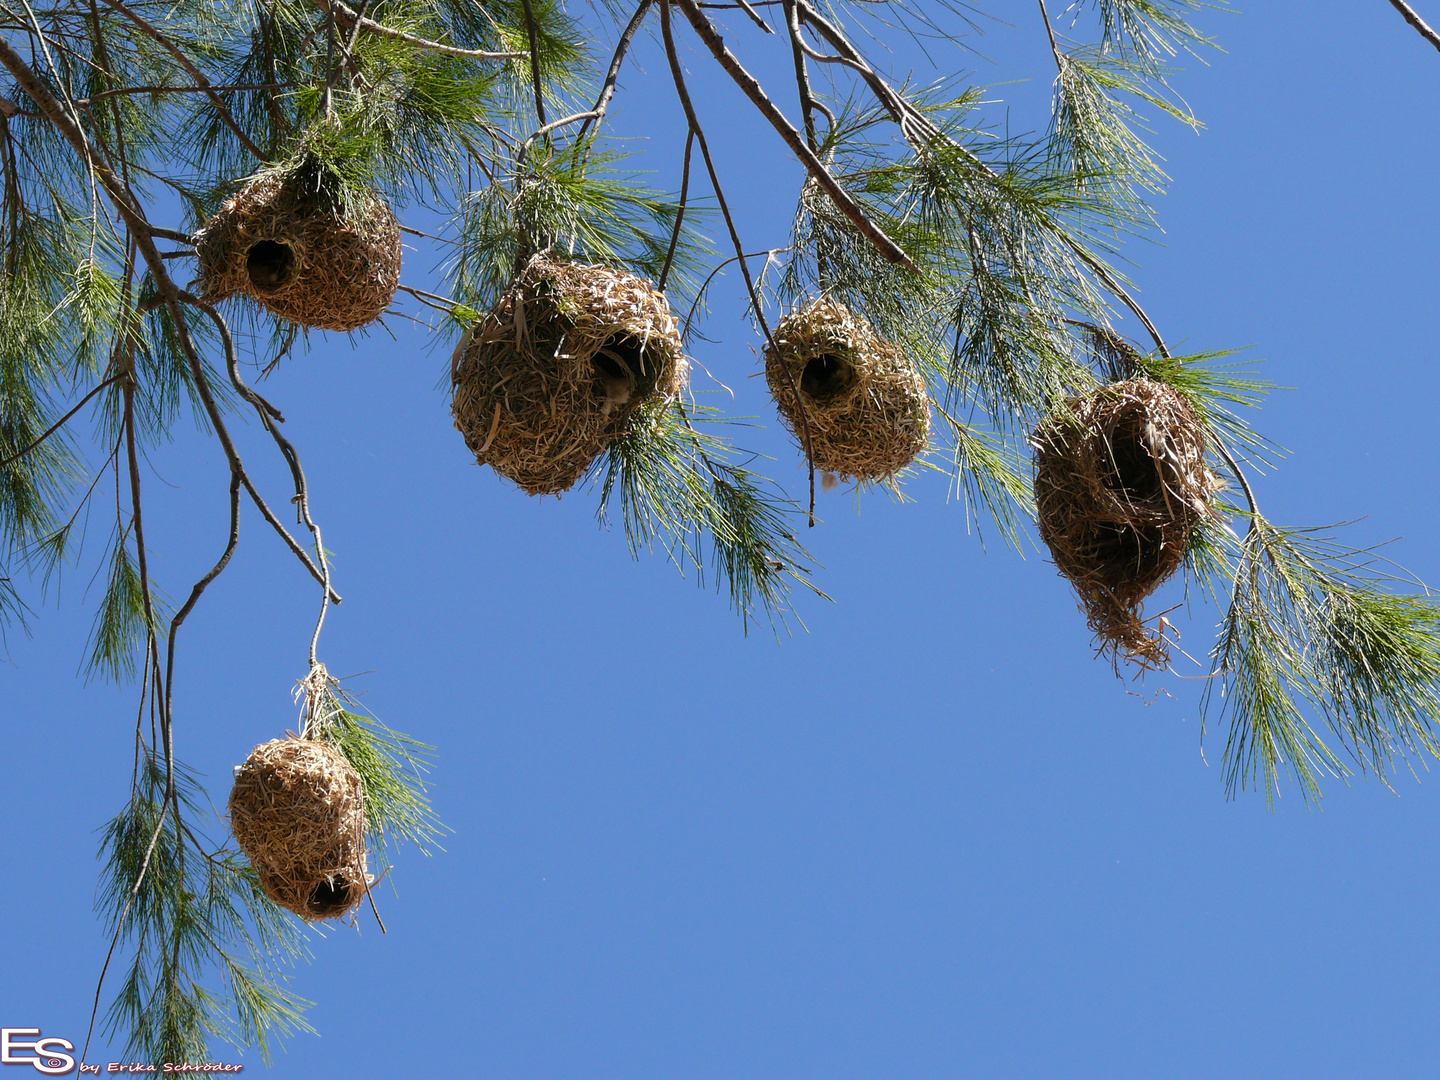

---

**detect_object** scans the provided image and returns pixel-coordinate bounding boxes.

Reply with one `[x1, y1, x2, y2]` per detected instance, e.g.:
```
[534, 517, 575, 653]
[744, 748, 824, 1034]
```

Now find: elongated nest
[229, 737, 370, 921]
[764, 301, 930, 481]
[194, 171, 401, 332]
[452, 254, 688, 495]
[1032, 378, 1220, 668]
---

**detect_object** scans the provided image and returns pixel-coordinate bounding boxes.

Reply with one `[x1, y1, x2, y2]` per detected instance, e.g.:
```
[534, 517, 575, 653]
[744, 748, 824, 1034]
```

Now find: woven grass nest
[229, 736, 370, 921]
[195, 170, 401, 332]
[1032, 378, 1220, 667]
[763, 301, 930, 481]
[451, 253, 688, 495]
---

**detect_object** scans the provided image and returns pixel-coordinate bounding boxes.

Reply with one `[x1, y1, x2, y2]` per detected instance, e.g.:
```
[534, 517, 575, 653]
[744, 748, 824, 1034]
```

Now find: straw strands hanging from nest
[1032, 378, 1221, 668]
[764, 301, 930, 482]
[452, 253, 689, 495]
[195, 169, 401, 332]
[229, 736, 370, 921]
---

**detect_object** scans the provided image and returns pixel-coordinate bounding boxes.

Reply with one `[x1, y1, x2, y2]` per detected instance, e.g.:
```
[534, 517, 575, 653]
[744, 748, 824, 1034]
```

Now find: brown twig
[783, 0, 820, 150]
[670, 0, 915, 271]
[520, 0, 547, 122]
[0, 372, 124, 469]
[660, 0, 818, 523]
[658, 127, 695, 292]
[576, 0, 654, 146]
[1038, 0, 1065, 73]
[1386, 0, 1440, 52]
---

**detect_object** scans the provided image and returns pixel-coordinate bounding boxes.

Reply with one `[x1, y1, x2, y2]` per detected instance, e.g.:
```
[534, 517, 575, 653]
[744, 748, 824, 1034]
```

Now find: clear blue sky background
[5, 2, 1440, 1076]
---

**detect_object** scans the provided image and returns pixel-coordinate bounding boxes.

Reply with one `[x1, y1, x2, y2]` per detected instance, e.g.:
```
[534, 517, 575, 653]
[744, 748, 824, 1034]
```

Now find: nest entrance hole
[800, 353, 857, 402]
[246, 240, 295, 293]
[592, 334, 655, 412]
[307, 874, 360, 917]
[1101, 413, 1166, 503]
[594, 334, 650, 384]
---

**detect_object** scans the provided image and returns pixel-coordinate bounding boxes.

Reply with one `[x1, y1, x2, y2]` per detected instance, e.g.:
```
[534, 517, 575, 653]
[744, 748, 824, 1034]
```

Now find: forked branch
[670, 0, 916, 271]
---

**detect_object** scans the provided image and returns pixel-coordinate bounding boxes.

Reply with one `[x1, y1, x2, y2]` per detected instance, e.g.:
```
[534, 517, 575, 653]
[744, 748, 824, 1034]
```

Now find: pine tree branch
[79, 795, 172, 1072]
[783, 0, 820, 150]
[0, 45, 345, 605]
[577, 0, 653, 145]
[660, 0, 819, 522]
[163, 471, 241, 772]
[731, 0, 775, 34]
[1386, 0, 1440, 52]
[91, 0, 267, 161]
[520, 0, 547, 121]
[0, 372, 125, 469]
[794, 2, 939, 149]
[1038, 0, 1064, 72]
[320, 0, 529, 59]
[669, 0, 916, 271]
[181, 295, 343, 609]
[658, 127, 694, 291]
[70, 82, 299, 107]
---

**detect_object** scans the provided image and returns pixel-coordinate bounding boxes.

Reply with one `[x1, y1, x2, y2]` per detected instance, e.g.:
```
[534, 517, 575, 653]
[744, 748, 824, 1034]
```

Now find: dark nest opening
[451, 254, 689, 496]
[764, 301, 930, 482]
[228, 737, 370, 922]
[245, 239, 295, 293]
[195, 170, 401, 332]
[1032, 378, 1220, 668]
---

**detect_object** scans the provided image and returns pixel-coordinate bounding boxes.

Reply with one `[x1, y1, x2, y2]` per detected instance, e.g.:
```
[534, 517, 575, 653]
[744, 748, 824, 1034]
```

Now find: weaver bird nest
[195, 169, 401, 332]
[452, 254, 688, 495]
[764, 301, 930, 481]
[229, 736, 370, 921]
[1032, 378, 1220, 668]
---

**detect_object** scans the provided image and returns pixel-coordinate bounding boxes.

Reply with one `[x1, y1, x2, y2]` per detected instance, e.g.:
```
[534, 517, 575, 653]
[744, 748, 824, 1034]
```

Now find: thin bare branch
[661, 0, 818, 522]
[1386, 0, 1440, 53]
[0, 373, 124, 469]
[670, 0, 916, 271]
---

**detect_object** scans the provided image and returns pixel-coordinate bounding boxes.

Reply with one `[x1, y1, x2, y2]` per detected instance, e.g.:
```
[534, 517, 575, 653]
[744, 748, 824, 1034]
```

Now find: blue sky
[5, 2, 1440, 1077]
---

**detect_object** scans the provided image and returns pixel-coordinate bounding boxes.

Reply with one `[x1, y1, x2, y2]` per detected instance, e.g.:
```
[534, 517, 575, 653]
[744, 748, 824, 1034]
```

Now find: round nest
[763, 300, 930, 481]
[451, 253, 688, 496]
[228, 736, 369, 921]
[1032, 378, 1220, 667]
[194, 171, 401, 332]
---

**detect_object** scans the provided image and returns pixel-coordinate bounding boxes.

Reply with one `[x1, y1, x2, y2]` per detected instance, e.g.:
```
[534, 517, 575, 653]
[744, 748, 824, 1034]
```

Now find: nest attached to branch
[195, 170, 401, 332]
[451, 253, 688, 496]
[764, 301, 930, 481]
[1032, 378, 1220, 667]
[229, 736, 370, 921]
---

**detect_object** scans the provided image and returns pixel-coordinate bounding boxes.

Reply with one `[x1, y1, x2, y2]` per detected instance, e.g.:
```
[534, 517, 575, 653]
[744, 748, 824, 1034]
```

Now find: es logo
[1, 1029, 77, 1076]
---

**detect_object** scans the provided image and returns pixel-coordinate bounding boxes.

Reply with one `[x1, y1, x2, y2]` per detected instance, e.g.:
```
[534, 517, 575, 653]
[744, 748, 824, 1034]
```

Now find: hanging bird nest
[228, 736, 370, 921]
[1032, 378, 1220, 668]
[763, 300, 930, 481]
[451, 253, 688, 496]
[194, 167, 401, 332]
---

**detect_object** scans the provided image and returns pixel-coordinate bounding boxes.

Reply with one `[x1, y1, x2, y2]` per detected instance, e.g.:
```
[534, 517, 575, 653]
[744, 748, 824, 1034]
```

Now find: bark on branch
[670, 0, 916, 270]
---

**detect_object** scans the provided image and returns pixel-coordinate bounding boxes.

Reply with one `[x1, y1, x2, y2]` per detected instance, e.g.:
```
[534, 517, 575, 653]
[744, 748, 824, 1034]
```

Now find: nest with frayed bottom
[195, 169, 401, 332]
[764, 301, 930, 481]
[1032, 378, 1219, 668]
[452, 254, 688, 495]
[229, 737, 369, 921]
